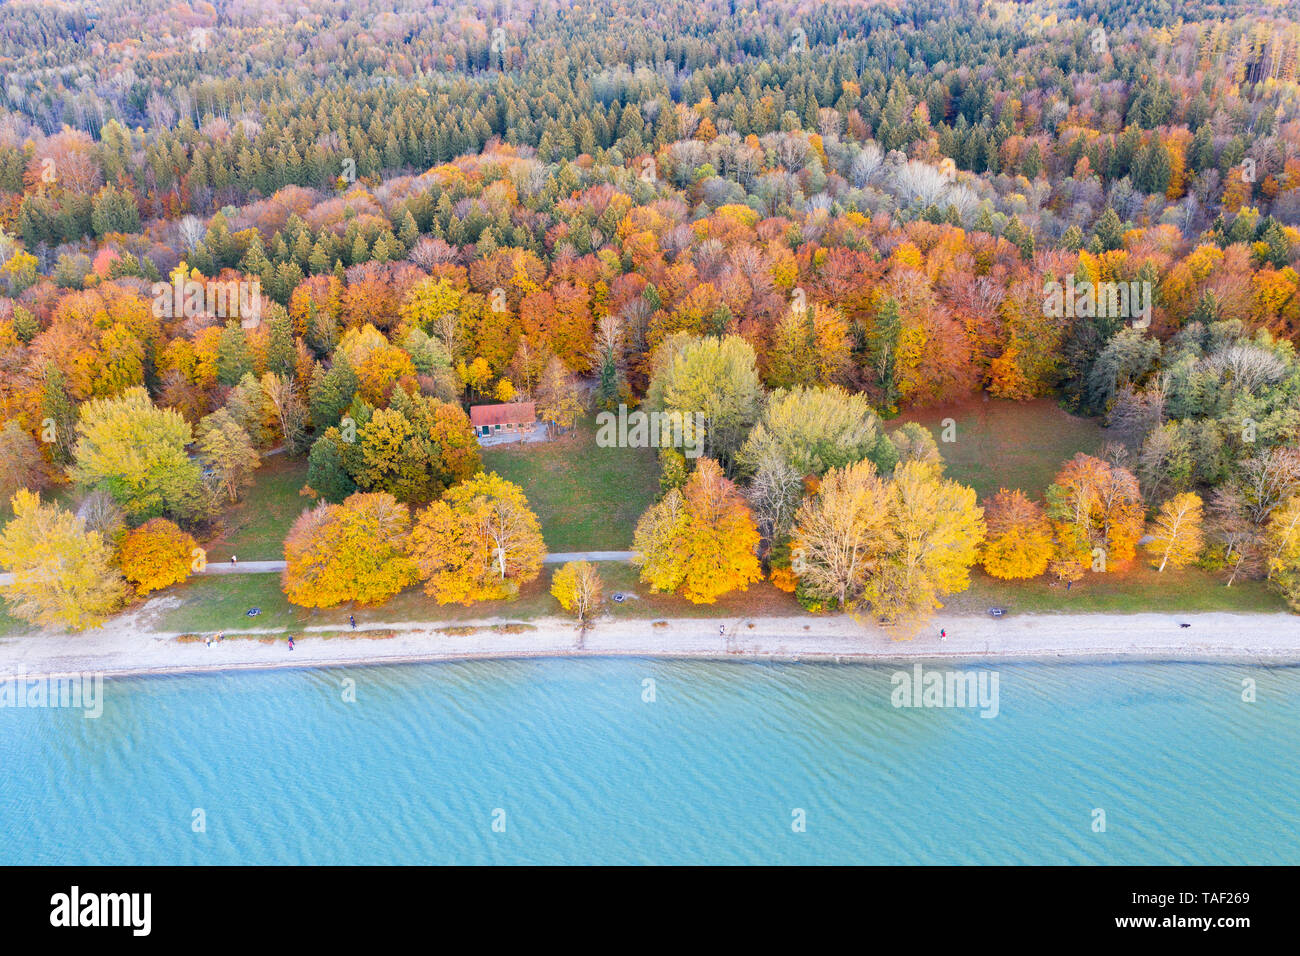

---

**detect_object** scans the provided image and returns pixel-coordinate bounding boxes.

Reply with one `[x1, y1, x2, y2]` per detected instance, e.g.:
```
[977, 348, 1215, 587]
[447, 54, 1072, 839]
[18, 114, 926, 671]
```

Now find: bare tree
[76, 489, 125, 541]
[1237, 448, 1300, 525]
[1203, 343, 1287, 394]
[178, 215, 206, 254]
[745, 452, 804, 548]
[432, 312, 463, 362]
[261, 373, 307, 453]
[1209, 487, 1264, 586]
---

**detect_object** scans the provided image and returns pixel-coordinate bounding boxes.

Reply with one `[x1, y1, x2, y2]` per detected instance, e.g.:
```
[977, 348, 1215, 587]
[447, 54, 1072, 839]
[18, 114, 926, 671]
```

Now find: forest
[1, 0, 1300, 632]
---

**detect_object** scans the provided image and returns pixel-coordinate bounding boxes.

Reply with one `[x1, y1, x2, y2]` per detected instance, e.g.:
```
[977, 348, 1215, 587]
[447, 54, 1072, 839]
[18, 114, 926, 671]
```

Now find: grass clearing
[155, 566, 561, 634]
[481, 415, 660, 552]
[945, 565, 1286, 616]
[893, 397, 1105, 500]
[203, 455, 312, 562]
[593, 561, 803, 620]
[152, 560, 802, 635]
[49, 554, 1300, 640]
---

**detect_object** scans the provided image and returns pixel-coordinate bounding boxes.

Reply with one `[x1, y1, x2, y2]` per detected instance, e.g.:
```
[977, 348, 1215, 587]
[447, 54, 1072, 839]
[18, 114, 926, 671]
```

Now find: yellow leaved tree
[1146, 492, 1205, 572]
[632, 458, 762, 603]
[551, 560, 603, 625]
[407, 472, 546, 604]
[0, 490, 126, 630]
[282, 492, 417, 608]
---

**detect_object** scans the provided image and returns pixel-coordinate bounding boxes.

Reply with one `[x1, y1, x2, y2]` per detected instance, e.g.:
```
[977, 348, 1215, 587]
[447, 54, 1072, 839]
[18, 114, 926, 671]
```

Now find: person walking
[940, 628, 947, 642]
[288, 637, 295, 650]
[349, 614, 356, 630]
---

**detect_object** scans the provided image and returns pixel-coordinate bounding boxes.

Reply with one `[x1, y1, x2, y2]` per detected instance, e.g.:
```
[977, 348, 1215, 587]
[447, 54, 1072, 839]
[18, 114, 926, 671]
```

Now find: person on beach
[940, 628, 947, 641]
[205, 636, 212, 647]
[288, 637, 295, 650]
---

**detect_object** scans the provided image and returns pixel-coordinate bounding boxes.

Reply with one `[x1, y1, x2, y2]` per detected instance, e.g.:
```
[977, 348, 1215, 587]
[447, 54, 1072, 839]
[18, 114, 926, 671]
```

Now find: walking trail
[2, 600, 1298, 680]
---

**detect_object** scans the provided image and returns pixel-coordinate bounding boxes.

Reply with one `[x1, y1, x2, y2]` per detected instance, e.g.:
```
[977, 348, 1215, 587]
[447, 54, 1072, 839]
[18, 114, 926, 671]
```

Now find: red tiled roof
[470, 402, 536, 427]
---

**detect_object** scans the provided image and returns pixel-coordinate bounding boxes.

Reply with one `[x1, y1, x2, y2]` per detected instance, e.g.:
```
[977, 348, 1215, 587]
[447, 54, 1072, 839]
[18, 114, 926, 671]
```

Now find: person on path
[349, 614, 356, 630]
[288, 637, 295, 650]
[940, 628, 947, 642]
[230, 555, 237, 566]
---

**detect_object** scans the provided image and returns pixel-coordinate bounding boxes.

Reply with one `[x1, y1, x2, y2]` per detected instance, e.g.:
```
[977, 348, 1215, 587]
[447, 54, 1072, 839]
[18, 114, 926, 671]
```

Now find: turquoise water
[2, 659, 1298, 864]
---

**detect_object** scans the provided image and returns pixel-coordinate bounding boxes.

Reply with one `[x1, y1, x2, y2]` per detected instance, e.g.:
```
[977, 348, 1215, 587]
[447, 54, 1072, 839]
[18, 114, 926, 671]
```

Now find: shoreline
[2, 609, 1300, 681]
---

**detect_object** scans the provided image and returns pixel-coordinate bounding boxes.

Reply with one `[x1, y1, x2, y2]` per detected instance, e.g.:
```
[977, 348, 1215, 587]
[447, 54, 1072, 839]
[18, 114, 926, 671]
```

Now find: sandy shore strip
[1, 604, 1299, 680]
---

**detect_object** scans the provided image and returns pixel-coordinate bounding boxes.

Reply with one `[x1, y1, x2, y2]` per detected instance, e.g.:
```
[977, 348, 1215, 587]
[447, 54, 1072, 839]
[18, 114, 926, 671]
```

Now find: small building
[470, 401, 537, 439]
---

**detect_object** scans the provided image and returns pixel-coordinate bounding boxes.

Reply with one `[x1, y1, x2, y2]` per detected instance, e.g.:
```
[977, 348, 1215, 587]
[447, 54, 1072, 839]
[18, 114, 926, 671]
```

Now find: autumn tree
[1266, 494, 1300, 611]
[737, 385, 896, 480]
[282, 492, 417, 608]
[764, 303, 850, 390]
[406, 471, 546, 604]
[551, 560, 603, 625]
[69, 387, 206, 522]
[0, 420, 48, 504]
[888, 422, 943, 470]
[633, 458, 762, 603]
[1146, 492, 1205, 571]
[790, 460, 891, 611]
[646, 334, 763, 468]
[0, 490, 126, 630]
[535, 356, 584, 435]
[792, 460, 983, 620]
[1046, 454, 1145, 572]
[980, 489, 1054, 580]
[197, 409, 259, 503]
[400, 276, 465, 332]
[118, 518, 198, 595]
[350, 390, 479, 505]
[865, 461, 985, 622]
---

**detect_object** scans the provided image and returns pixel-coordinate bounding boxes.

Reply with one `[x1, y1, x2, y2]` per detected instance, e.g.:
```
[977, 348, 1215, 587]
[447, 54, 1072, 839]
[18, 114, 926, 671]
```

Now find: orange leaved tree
[406, 472, 546, 604]
[980, 489, 1053, 580]
[1046, 453, 1144, 573]
[282, 492, 417, 607]
[632, 458, 762, 603]
[118, 518, 198, 595]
